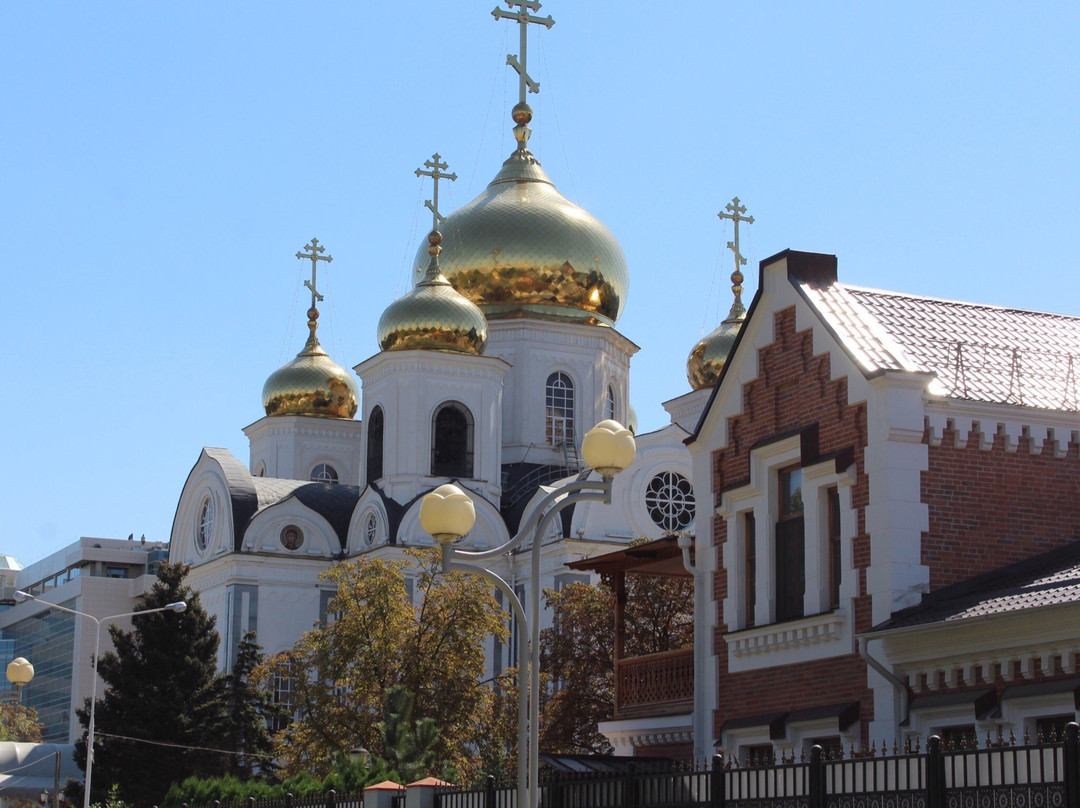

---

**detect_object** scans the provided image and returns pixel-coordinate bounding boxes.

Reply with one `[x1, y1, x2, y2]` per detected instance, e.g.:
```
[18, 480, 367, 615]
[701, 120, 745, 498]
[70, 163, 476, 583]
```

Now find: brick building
[590, 249, 1080, 763]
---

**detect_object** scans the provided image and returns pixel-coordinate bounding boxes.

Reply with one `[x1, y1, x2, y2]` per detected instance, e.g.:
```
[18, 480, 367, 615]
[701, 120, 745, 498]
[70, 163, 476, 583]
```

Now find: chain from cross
[718, 197, 754, 274]
[296, 238, 332, 307]
[415, 153, 458, 230]
[492, 0, 554, 103]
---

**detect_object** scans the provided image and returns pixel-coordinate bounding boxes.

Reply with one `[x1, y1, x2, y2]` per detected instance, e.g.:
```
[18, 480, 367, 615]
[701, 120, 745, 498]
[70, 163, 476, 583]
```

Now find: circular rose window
[645, 471, 695, 532]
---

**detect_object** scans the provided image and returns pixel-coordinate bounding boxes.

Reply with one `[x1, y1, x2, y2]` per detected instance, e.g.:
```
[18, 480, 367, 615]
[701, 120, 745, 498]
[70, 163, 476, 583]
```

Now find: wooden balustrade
[614, 647, 694, 718]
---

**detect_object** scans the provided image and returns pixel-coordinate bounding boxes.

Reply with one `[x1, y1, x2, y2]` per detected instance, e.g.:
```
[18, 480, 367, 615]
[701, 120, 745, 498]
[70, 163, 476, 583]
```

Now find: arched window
[431, 402, 474, 478]
[367, 406, 384, 482]
[311, 463, 339, 484]
[605, 386, 616, 421]
[545, 372, 575, 446]
[195, 495, 214, 552]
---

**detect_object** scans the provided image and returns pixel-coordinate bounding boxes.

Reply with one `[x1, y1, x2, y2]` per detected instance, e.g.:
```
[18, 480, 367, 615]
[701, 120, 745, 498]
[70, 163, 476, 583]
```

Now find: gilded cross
[296, 238, 332, 309]
[718, 198, 754, 320]
[415, 153, 458, 230]
[718, 197, 754, 270]
[492, 0, 555, 103]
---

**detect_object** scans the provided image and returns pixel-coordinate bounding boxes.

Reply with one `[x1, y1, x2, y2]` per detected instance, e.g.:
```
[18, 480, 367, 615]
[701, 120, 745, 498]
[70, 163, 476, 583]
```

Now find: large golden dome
[412, 106, 628, 326]
[263, 310, 359, 419]
[379, 231, 488, 354]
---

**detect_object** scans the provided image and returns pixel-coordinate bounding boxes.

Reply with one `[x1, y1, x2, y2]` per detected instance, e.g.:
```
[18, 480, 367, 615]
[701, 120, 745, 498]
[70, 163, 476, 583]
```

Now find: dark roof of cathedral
[800, 283, 1080, 411]
[250, 478, 361, 550]
[869, 539, 1080, 633]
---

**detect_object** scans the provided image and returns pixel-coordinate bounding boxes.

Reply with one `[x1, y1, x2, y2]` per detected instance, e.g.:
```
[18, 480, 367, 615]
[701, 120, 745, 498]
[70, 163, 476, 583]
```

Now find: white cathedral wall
[485, 319, 638, 467]
[243, 414, 363, 484]
[355, 350, 509, 504]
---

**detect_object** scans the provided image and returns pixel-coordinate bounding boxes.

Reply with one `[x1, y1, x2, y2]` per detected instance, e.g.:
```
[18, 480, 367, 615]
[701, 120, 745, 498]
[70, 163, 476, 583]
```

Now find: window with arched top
[253, 461, 266, 477]
[311, 463, 339, 484]
[546, 372, 575, 446]
[605, 386, 616, 421]
[431, 402, 474, 478]
[367, 406, 384, 482]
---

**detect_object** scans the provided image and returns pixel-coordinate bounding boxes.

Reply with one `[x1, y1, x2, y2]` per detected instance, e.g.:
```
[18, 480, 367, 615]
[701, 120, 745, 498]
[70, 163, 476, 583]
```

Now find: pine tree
[75, 562, 229, 806]
[222, 632, 281, 780]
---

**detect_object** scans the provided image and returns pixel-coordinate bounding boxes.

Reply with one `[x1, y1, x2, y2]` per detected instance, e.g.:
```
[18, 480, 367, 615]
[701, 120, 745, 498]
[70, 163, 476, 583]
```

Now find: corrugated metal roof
[800, 283, 1080, 410]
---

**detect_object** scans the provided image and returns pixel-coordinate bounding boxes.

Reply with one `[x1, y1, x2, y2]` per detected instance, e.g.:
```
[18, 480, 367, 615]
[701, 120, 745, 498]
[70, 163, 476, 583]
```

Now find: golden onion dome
[412, 103, 628, 327]
[687, 315, 745, 390]
[263, 324, 359, 418]
[379, 231, 488, 354]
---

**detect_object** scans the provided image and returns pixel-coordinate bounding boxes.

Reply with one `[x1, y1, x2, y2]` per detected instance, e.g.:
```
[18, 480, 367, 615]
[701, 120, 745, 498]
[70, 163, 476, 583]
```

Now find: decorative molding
[925, 407, 1079, 456]
[729, 612, 846, 658]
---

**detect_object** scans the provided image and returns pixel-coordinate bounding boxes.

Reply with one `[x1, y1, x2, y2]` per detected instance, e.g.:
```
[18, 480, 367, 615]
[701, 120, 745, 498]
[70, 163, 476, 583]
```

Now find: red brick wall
[922, 428, 1080, 588]
[711, 306, 872, 740]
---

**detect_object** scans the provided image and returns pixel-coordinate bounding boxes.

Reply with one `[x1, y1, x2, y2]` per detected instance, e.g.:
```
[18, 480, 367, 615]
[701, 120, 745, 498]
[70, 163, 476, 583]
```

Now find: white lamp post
[14, 591, 186, 808]
[420, 419, 635, 808]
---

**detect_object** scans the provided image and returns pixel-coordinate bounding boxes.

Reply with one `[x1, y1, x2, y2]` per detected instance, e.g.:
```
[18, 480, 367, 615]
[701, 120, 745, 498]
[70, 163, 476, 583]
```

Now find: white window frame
[719, 434, 858, 671]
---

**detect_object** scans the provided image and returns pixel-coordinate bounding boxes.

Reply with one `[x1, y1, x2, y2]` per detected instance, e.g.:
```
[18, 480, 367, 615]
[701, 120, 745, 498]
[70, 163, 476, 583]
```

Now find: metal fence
[434, 724, 1080, 808]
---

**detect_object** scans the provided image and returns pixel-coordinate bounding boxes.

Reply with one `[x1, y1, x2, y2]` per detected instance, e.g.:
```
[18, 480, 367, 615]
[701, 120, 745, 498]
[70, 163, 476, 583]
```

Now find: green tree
[75, 562, 229, 807]
[254, 549, 507, 782]
[0, 701, 44, 742]
[373, 685, 439, 782]
[221, 632, 281, 780]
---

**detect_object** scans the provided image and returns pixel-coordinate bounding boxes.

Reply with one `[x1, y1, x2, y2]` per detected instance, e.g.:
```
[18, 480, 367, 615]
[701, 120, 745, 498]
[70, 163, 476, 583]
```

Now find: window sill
[727, 610, 850, 671]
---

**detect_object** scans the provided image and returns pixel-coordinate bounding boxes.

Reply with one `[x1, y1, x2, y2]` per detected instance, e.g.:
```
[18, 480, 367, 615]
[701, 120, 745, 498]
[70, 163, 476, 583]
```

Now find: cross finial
[296, 238, 333, 344]
[717, 197, 754, 321]
[415, 153, 458, 231]
[492, 0, 555, 105]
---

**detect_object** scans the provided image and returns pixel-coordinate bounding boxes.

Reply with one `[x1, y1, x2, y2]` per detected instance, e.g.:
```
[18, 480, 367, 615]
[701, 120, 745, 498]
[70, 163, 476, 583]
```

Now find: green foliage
[0, 701, 44, 742]
[221, 632, 281, 779]
[253, 549, 508, 782]
[91, 783, 132, 808]
[373, 685, 440, 782]
[162, 759, 390, 807]
[75, 562, 230, 807]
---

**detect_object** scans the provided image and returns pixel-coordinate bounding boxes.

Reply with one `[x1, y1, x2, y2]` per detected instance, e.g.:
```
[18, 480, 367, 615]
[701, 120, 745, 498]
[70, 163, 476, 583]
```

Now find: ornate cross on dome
[492, 0, 555, 104]
[718, 197, 754, 321]
[295, 236, 332, 334]
[415, 153, 457, 230]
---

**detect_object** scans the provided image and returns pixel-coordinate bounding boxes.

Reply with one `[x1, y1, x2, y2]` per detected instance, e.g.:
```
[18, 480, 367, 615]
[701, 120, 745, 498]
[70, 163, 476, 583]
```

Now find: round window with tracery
[645, 471, 695, 532]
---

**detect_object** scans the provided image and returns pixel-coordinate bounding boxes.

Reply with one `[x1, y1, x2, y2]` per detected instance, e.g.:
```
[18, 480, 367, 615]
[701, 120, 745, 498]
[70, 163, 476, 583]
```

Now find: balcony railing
[614, 647, 694, 718]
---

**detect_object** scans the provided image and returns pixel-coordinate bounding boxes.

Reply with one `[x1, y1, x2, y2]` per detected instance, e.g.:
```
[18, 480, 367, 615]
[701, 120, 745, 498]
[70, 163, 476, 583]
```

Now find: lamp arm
[449, 479, 613, 563]
[441, 544, 530, 808]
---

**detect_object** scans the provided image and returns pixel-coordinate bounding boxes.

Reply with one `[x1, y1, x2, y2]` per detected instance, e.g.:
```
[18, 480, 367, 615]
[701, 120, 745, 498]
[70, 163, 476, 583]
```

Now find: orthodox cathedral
[168, 2, 715, 678]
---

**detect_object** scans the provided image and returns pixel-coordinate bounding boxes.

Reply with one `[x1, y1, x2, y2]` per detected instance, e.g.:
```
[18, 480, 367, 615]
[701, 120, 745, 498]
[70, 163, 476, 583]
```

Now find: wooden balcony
[614, 647, 694, 719]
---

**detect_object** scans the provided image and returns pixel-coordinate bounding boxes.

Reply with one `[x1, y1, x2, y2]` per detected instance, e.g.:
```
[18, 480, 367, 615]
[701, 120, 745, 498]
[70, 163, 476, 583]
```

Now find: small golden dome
[379, 231, 488, 354]
[412, 144, 628, 327]
[686, 315, 744, 390]
[263, 328, 359, 419]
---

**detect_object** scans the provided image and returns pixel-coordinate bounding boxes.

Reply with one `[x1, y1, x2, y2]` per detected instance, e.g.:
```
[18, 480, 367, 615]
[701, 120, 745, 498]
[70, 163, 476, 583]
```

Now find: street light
[14, 591, 186, 808]
[5, 656, 35, 701]
[347, 746, 371, 768]
[420, 419, 635, 807]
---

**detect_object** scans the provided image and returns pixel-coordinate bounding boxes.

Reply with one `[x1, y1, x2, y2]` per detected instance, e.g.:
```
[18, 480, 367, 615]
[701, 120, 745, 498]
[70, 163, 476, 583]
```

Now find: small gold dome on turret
[263, 318, 359, 418]
[687, 314, 744, 390]
[264, 238, 359, 418]
[379, 231, 488, 354]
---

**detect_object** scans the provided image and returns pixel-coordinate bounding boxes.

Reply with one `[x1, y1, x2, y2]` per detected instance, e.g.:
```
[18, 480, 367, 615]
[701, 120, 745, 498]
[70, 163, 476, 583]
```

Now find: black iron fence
[434, 724, 1080, 808]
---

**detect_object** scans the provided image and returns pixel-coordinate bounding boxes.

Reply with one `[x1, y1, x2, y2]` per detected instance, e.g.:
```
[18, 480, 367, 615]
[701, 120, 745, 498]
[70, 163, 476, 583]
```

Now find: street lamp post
[14, 591, 187, 808]
[420, 419, 635, 808]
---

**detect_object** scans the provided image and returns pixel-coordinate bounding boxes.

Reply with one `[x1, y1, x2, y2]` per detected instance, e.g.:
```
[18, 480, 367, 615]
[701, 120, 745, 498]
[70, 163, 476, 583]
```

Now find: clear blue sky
[2, 2, 1077, 565]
